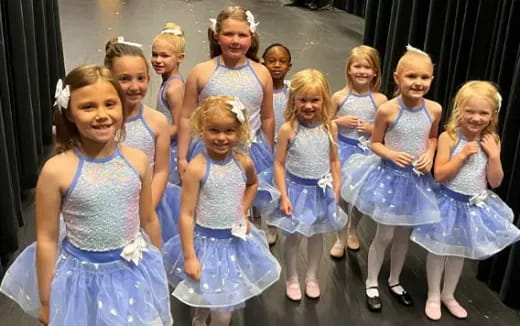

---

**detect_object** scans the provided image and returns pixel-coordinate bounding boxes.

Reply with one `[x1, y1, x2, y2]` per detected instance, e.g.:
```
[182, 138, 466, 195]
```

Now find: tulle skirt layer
[411, 186, 520, 259]
[341, 155, 441, 226]
[156, 183, 181, 242]
[338, 135, 369, 165]
[0, 236, 172, 326]
[169, 137, 181, 185]
[163, 225, 280, 310]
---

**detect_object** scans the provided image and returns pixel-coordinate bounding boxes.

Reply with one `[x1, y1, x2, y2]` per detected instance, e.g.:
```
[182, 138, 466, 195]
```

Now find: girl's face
[111, 56, 150, 107]
[151, 39, 183, 76]
[202, 111, 239, 159]
[263, 46, 291, 81]
[348, 57, 375, 90]
[394, 57, 433, 101]
[214, 18, 252, 61]
[459, 96, 494, 137]
[294, 89, 323, 124]
[68, 80, 123, 145]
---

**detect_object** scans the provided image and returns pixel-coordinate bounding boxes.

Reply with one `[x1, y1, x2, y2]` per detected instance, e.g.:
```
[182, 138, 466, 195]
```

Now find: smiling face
[394, 54, 433, 103]
[110, 55, 150, 108]
[459, 95, 494, 138]
[67, 80, 123, 145]
[347, 57, 376, 92]
[293, 88, 323, 125]
[202, 111, 239, 160]
[214, 18, 252, 61]
[151, 38, 183, 77]
[263, 46, 291, 81]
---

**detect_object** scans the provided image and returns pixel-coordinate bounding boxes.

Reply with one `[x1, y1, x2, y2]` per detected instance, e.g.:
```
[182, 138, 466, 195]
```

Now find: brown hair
[104, 37, 149, 73]
[54, 65, 127, 153]
[153, 22, 186, 54]
[345, 45, 382, 92]
[208, 7, 260, 62]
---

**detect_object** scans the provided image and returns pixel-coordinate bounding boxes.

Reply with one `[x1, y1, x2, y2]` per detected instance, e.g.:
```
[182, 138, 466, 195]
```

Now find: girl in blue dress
[151, 22, 186, 185]
[411, 81, 520, 320]
[0, 65, 172, 326]
[163, 96, 280, 326]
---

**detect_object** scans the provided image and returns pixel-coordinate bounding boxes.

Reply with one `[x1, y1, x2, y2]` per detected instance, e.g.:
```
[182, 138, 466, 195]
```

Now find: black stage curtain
[334, 0, 367, 17]
[0, 0, 64, 273]
[364, 0, 520, 309]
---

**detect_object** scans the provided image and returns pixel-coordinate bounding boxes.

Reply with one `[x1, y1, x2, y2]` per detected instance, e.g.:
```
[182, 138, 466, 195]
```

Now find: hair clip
[245, 10, 259, 33]
[161, 29, 183, 36]
[54, 79, 70, 113]
[496, 92, 503, 113]
[406, 44, 429, 57]
[209, 18, 217, 32]
[116, 36, 143, 48]
[227, 97, 246, 123]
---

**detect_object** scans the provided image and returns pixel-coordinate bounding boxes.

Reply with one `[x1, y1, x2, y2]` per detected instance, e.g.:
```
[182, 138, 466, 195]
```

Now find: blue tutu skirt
[341, 154, 441, 226]
[0, 236, 172, 326]
[156, 183, 181, 242]
[163, 225, 281, 310]
[248, 132, 273, 173]
[411, 186, 520, 259]
[338, 135, 370, 165]
[264, 172, 347, 236]
[187, 138, 205, 161]
[169, 137, 181, 185]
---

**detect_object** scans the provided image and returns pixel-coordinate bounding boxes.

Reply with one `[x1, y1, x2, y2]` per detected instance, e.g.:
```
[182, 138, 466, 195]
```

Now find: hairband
[161, 29, 183, 36]
[208, 10, 259, 33]
[406, 44, 429, 57]
[116, 36, 143, 48]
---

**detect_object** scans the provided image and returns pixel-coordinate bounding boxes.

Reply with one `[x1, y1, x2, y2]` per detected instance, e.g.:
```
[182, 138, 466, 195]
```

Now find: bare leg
[209, 311, 232, 326]
[192, 308, 210, 326]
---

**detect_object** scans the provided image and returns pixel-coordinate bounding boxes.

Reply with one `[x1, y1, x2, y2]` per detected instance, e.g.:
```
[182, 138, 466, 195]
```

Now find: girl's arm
[149, 110, 170, 208]
[329, 122, 341, 202]
[259, 66, 275, 148]
[416, 101, 442, 172]
[179, 157, 204, 280]
[332, 90, 358, 128]
[433, 132, 477, 183]
[165, 79, 185, 137]
[370, 103, 414, 166]
[35, 160, 63, 324]
[238, 153, 258, 232]
[481, 133, 503, 188]
[274, 123, 293, 215]
[138, 153, 162, 248]
[357, 92, 389, 136]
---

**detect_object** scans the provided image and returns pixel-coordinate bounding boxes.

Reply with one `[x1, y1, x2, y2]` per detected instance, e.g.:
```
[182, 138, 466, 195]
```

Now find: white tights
[284, 233, 323, 281]
[366, 224, 411, 292]
[193, 308, 232, 326]
[426, 253, 464, 301]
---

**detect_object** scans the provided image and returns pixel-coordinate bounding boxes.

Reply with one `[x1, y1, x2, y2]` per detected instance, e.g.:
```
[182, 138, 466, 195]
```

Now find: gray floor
[1, 0, 520, 325]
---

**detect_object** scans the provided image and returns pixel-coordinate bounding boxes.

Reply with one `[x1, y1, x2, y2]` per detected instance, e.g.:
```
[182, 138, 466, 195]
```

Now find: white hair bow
[227, 97, 246, 123]
[406, 44, 429, 57]
[161, 29, 183, 36]
[245, 10, 260, 33]
[209, 18, 217, 32]
[496, 92, 503, 113]
[54, 79, 70, 112]
[120, 233, 149, 265]
[116, 36, 143, 48]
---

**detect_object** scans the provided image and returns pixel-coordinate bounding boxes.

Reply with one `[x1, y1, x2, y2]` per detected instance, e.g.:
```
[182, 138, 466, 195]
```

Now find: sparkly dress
[162, 151, 281, 310]
[188, 56, 273, 173]
[123, 105, 181, 242]
[261, 122, 347, 236]
[411, 133, 520, 259]
[341, 98, 441, 226]
[0, 148, 172, 326]
[336, 91, 377, 164]
[273, 81, 289, 139]
[156, 75, 184, 185]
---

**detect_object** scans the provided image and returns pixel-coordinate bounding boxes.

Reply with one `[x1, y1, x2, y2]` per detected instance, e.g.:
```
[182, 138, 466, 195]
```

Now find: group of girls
[1, 5, 519, 326]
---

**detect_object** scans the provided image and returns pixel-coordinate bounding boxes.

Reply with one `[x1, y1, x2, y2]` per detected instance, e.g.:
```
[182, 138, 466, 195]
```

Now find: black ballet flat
[366, 286, 382, 312]
[388, 283, 413, 306]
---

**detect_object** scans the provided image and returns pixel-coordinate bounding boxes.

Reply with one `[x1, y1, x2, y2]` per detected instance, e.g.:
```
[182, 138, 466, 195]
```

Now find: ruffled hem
[341, 155, 441, 226]
[0, 238, 172, 326]
[248, 141, 273, 173]
[411, 189, 520, 259]
[156, 183, 181, 242]
[163, 226, 280, 310]
[254, 168, 280, 211]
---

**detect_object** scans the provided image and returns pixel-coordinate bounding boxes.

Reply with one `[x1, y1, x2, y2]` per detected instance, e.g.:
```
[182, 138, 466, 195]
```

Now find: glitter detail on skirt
[411, 186, 520, 259]
[163, 225, 280, 310]
[169, 137, 180, 185]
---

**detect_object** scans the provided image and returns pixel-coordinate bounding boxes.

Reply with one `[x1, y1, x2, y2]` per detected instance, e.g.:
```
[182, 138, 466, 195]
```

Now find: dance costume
[273, 81, 289, 138]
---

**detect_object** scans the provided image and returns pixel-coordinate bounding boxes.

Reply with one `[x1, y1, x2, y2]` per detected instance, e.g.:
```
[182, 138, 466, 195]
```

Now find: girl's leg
[347, 207, 362, 250]
[284, 233, 302, 300]
[192, 308, 210, 326]
[387, 227, 412, 294]
[209, 311, 232, 326]
[366, 224, 395, 297]
[441, 256, 467, 319]
[330, 226, 348, 258]
[267, 225, 278, 245]
[305, 234, 323, 298]
[425, 254, 446, 320]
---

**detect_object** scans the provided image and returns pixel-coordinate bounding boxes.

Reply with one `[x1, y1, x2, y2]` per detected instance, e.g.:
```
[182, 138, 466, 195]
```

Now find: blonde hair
[190, 96, 251, 147]
[208, 6, 259, 62]
[345, 45, 382, 92]
[54, 65, 127, 153]
[393, 49, 434, 95]
[285, 69, 334, 138]
[445, 81, 501, 141]
[153, 22, 186, 54]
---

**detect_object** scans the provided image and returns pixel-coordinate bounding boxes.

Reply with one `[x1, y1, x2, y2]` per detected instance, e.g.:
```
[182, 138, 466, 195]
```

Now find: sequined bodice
[122, 106, 156, 168]
[384, 99, 432, 157]
[286, 123, 330, 179]
[444, 135, 488, 195]
[336, 92, 377, 139]
[62, 148, 141, 251]
[273, 85, 289, 135]
[196, 153, 246, 229]
[156, 75, 184, 125]
[199, 57, 263, 134]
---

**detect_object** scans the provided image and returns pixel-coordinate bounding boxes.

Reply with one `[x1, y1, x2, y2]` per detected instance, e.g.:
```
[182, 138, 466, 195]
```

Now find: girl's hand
[388, 151, 414, 167]
[178, 159, 189, 179]
[184, 257, 201, 281]
[460, 141, 479, 160]
[356, 120, 372, 134]
[336, 115, 358, 127]
[481, 134, 500, 160]
[416, 151, 434, 173]
[280, 195, 293, 216]
[39, 304, 50, 325]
